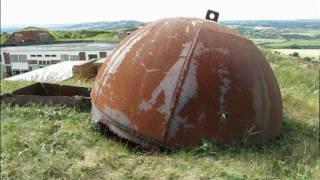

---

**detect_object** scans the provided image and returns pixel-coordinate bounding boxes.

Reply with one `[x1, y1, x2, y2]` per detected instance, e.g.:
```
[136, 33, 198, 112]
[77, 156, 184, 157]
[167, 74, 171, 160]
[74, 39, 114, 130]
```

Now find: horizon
[1, 0, 319, 27]
[2, 18, 319, 29]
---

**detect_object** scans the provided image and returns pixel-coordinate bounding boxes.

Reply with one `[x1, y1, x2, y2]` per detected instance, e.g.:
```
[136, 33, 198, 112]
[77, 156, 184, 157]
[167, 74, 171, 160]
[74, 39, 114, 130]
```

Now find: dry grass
[273, 49, 320, 61]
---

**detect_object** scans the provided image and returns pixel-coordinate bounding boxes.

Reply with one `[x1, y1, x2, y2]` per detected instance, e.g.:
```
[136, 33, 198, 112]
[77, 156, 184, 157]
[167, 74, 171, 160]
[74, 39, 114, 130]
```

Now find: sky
[1, 0, 320, 26]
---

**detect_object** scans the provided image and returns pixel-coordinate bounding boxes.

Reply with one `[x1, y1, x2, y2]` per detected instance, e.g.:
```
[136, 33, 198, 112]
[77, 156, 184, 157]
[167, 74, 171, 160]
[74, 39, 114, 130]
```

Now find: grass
[1, 50, 319, 179]
[1, 33, 10, 44]
[51, 30, 118, 42]
[1, 30, 119, 45]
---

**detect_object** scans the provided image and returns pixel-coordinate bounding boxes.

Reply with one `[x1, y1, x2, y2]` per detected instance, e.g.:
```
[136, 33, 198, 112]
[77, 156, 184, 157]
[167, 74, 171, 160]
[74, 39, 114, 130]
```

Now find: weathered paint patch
[138, 41, 192, 120]
[101, 30, 149, 86]
[141, 63, 160, 73]
[174, 56, 198, 116]
[215, 48, 229, 55]
[198, 112, 206, 124]
[194, 42, 210, 57]
[252, 68, 270, 134]
[194, 42, 229, 57]
[168, 33, 178, 39]
[185, 25, 190, 33]
[167, 116, 187, 139]
[218, 68, 231, 116]
[191, 20, 203, 26]
[103, 104, 137, 130]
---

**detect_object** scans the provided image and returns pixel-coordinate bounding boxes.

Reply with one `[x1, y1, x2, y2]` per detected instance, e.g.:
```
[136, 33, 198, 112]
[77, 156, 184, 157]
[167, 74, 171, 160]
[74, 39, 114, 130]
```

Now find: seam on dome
[161, 25, 202, 144]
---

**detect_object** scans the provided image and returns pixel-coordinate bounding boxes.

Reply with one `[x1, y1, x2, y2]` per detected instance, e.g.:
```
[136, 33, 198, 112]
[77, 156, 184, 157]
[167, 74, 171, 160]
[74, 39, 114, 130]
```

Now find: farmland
[224, 20, 320, 49]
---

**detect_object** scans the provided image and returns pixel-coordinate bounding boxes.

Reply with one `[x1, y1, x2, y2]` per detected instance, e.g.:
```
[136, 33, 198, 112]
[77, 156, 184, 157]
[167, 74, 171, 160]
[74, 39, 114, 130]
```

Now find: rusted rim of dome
[92, 103, 168, 150]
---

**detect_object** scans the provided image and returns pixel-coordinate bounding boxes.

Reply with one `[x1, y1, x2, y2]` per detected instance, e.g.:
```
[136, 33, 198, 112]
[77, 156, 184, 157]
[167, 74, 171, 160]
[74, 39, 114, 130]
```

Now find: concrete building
[5, 27, 55, 44]
[0, 42, 115, 77]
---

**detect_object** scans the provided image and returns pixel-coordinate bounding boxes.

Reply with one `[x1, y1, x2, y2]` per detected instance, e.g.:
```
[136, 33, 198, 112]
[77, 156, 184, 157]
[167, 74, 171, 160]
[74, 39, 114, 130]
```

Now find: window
[10, 55, 27, 63]
[12, 69, 29, 75]
[10, 55, 19, 62]
[45, 54, 50, 57]
[51, 55, 57, 57]
[12, 70, 21, 75]
[31, 55, 36, 57]
[61, 55, 70, 61]
[88, 54, 98, 60]
[39, 60, 51, 65]
[70, 55, 79, 61]
[62, 55, 79, 61]
[37, 55, 42, 57]
[18, 55, 27, 62]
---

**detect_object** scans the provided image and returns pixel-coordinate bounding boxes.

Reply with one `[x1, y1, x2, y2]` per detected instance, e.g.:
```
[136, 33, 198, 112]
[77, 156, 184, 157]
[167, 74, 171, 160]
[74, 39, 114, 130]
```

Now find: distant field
[272, 49, 320, 61]
[262, 39, 320, 49]
[251, 38, 286, 45]
[279, 29, 319, 37]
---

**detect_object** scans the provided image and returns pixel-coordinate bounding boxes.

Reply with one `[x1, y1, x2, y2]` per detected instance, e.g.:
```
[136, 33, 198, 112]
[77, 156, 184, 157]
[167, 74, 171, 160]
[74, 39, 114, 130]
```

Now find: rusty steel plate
[91, 13, 282, 149]
[1, 82, 91, 107]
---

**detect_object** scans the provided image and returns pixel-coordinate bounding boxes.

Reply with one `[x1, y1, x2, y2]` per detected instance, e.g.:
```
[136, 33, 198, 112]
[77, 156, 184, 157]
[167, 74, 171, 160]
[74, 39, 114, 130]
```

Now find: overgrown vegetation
[52, 30, 116, 42]
[1, 49, 319, 179]
[1, 30, 118, 45]
[0, 32, 10, 44]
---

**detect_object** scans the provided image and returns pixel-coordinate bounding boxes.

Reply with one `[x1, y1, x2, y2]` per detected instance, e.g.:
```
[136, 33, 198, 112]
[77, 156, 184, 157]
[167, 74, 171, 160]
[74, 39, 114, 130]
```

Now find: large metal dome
[91, 11, 282, 149]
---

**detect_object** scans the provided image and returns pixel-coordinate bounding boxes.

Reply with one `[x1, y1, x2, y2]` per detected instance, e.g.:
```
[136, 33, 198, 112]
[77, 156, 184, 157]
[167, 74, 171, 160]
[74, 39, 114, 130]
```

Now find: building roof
[18, 26, 49, 32]
[5, 61, 86, 82]
[1, 42, 117, 52]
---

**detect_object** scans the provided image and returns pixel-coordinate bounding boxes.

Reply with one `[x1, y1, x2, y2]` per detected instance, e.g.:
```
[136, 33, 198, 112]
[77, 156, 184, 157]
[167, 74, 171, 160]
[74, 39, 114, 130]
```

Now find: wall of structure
[72, 59, 98, 80]
[1, 50, 109, 77]
[5, 30, 55, 44]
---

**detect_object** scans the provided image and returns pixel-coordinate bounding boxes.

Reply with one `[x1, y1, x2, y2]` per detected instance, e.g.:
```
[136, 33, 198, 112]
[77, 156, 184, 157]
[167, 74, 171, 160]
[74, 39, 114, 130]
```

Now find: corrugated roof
[5, 61, 85, 82]
[1, 42, 116, 52]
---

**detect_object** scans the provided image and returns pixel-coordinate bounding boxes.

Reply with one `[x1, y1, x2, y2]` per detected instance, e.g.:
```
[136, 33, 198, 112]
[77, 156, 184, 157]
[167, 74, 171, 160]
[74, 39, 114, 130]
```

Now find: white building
[0, 42, 116, 77]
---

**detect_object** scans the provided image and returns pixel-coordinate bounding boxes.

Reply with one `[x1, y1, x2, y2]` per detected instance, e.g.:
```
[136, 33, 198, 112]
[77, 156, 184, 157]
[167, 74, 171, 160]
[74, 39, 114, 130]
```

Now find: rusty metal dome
[91, 11, 282, 149]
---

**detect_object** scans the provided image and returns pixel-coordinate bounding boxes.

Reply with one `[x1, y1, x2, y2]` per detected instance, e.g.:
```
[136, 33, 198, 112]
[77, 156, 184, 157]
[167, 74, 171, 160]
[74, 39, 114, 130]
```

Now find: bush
[292, 52, 299, 57]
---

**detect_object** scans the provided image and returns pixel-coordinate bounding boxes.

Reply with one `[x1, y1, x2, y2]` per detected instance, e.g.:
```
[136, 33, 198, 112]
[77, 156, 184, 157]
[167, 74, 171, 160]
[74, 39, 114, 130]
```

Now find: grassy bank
[1, 50, 319, 179]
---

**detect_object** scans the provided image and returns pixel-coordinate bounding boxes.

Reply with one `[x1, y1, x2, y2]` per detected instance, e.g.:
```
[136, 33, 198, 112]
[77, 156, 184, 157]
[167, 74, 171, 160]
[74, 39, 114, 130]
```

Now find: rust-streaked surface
[91, 17, 282, 149]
